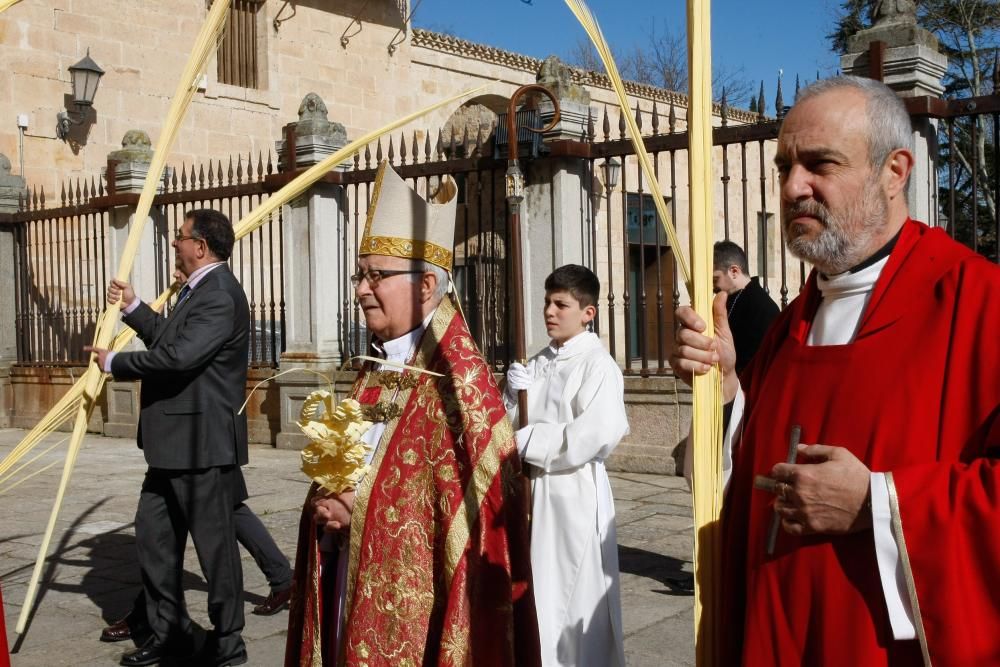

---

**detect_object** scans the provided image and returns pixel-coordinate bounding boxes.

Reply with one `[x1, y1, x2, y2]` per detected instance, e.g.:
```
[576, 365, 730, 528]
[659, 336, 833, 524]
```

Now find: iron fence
[908, 94, 1000, 262]
[9, 152, 286, 367]
[582, 102, 798, 375]
[13, 185, 109, 365]
[6, 91, 999, 373]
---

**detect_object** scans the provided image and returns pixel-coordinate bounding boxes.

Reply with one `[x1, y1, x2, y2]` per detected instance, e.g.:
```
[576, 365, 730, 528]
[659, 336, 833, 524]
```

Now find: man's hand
[83, 346, 111, 371]
[311, 490, 356, 533]
[107, 279, 136, 307]
[669, 291, 738, 401]
[771, 444, 872, 536]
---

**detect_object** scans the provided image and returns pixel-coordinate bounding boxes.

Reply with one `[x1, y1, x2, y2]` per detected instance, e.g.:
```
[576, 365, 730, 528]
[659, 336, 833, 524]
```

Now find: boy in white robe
[505, 264, 629, 667]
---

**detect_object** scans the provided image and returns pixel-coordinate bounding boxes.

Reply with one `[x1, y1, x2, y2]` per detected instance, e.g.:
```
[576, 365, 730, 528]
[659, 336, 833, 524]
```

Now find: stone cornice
[411, 29, 762, 124]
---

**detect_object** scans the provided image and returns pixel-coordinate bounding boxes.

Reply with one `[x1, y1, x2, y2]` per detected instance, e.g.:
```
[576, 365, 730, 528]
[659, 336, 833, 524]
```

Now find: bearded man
[284, 163, 538, 666]
[671, 76, 1000, 665]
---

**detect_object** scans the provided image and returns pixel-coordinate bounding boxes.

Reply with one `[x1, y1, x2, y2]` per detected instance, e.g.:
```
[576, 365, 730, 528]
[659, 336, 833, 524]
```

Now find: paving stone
[0, 428, 697, 665]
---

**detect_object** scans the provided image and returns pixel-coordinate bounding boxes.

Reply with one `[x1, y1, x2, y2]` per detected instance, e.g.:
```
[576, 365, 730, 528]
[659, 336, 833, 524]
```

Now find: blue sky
[412, 0, 846, 112]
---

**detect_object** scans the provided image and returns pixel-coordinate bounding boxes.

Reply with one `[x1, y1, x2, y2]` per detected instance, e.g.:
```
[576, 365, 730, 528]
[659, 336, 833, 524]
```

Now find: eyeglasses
[349, 268, 424, 288]
[173, 233, 202, 243]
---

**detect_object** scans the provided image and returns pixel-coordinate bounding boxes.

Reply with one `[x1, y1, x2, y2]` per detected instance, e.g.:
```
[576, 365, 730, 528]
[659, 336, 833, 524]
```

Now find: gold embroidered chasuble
[286, 297, 539, 666]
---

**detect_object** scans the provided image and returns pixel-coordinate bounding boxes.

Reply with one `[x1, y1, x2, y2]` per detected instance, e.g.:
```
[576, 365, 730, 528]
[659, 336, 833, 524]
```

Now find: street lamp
[56, 50, 105, 141]
[603, 156, 621, 191]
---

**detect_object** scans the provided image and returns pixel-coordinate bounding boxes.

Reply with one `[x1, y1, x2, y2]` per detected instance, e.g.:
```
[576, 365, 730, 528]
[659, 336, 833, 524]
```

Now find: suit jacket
[111, 265, 250, 470]
[728, 277, 780, 375]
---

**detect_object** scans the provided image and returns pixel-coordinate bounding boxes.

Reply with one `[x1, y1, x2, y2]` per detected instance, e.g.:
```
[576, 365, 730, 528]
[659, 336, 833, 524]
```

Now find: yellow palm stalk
[8, 80, 492, 635]
[562, 0, 691, 291]
[14, 0, 232, 636]
[687, 2, 724, 665]
[1, 82, 486, 483]
[0, 286, 178, 482]
[0, 0, 23, 13]
[563, 1, 723, 663]
[231, 82, 491, 239]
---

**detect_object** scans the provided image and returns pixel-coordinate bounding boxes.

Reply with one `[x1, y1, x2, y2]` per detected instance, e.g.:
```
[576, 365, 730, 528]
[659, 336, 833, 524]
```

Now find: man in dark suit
[712, 241, 780, 375]
[89, 208, 250, 666]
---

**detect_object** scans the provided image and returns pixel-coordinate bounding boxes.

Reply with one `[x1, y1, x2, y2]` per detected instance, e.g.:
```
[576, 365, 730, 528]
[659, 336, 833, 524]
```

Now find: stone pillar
[0, 154, 26, 426]
[274, 94, 350, 450]
[840, 5, 947, 223]
[518, 56, 594, 352]
[101, 130, 169, 438]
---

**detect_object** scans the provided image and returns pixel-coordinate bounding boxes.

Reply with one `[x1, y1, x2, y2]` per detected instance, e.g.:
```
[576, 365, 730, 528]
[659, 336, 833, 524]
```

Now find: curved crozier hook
[505, 84, 562, 160]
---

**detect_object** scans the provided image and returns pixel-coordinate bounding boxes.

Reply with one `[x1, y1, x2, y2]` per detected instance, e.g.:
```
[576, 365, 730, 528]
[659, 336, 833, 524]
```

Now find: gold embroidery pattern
[360, 400, 404, 423]
[442, 417, 513, 585]
[345, 368, 414, 619]
[372, 371, 421, 390]
[343, 297, 521, 666]
[360, 235, 453, 271]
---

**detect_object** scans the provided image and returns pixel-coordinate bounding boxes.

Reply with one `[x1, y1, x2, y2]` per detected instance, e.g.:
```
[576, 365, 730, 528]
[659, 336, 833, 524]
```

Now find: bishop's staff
[504, 84, 560, 423]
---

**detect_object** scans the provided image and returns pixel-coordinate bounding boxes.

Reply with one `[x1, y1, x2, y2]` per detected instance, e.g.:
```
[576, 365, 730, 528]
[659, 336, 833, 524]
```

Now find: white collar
[546, 330, 601, 359]
[371, 309, 436, 362]
[184, 261, 225, 290]
[816, 256, 889, 299]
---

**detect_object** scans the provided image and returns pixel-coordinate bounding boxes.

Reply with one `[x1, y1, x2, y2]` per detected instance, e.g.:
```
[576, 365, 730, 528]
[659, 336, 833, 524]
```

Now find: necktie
[177, 285, 192, 304]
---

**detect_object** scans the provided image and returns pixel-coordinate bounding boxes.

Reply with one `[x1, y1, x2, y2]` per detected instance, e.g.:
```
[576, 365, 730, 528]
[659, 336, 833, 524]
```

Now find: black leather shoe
[120, 637, 168, 666]
[215, 649, 248, 666]
[101, 618, 132, 643]
[251, 586, 291, 616]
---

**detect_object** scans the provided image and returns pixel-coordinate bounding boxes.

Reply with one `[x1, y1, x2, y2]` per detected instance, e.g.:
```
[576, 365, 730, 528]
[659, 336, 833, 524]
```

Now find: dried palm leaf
[562, 0, 691, 290]
[14, 0, 232, 636]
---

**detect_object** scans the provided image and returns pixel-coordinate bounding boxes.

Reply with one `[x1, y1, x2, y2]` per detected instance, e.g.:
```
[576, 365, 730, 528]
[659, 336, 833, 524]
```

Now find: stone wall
[8, 366, 689, 476]
[0, 2, 762, 199]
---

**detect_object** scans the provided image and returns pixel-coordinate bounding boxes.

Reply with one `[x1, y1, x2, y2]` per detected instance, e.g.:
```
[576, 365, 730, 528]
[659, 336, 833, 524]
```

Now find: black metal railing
[581, 102, 794, 375]
[7, 90, 998, 374]
[908, 93, 1000, 263]
[8, 152, 286, 367]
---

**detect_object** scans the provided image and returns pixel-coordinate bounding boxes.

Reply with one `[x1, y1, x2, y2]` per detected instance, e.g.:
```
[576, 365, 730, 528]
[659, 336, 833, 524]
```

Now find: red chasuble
[286, 297, 540, 667]
[722, 220, 1000, 666]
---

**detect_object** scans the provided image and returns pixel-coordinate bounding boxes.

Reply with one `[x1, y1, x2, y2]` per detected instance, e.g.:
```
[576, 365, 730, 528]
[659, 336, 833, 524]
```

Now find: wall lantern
[603, 156, 621, 192]
[56, 50, 105, 141]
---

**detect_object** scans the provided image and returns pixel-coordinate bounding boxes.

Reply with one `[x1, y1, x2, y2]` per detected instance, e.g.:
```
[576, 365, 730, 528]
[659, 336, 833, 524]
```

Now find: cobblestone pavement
[0, 429, 694, 666]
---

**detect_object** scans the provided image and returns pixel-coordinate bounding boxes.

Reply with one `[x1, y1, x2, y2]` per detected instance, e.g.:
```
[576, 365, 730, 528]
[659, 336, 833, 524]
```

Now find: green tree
[565, 19, 753, 107]
[830, 0, 1000, 260]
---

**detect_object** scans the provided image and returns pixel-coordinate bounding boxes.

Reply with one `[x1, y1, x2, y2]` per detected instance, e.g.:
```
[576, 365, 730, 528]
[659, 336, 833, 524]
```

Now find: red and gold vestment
[286, 297, 539, 666]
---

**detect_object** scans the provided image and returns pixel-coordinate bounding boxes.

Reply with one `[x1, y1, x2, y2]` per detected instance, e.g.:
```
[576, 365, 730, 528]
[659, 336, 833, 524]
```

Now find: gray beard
[784, 181, 888, 275]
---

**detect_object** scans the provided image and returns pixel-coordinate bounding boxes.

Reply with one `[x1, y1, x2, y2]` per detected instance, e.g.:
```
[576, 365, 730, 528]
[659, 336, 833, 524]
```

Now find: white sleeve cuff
[122, 299, 142, 316]
[721, 386, 744, 491]
[871, 472, 916, 640]
[103, 351, 117, 374]
[515, 425, 533, 457]
[684, 383, 744, 491]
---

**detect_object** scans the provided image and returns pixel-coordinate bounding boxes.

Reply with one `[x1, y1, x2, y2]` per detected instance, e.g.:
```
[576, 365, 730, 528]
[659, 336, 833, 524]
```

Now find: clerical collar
[370, 309, 436, 361]
[846, 225, 904, 275]
[547, 329, 600, 358]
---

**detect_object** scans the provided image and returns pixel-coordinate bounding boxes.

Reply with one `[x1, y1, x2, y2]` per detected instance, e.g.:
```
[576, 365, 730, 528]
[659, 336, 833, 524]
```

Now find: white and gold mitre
[360, 161, 458, 271]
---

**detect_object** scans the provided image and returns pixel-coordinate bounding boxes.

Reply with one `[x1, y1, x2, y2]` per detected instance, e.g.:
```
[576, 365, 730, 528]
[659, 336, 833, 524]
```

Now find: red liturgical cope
[722, 221, 1000, 666]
